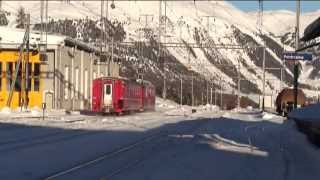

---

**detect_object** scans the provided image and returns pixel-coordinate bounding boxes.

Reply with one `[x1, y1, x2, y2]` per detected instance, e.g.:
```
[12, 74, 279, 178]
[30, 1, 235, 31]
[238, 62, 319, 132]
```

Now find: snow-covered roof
[0, 26, 65, 45]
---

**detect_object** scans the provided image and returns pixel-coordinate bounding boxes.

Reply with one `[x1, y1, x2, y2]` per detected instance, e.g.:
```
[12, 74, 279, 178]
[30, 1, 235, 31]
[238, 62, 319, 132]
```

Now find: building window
[84, 69, 88, 99]
[93, 71, 97, 79]
[75, 67, 79, 99]
[14, 63, 22, 91]
[34, 78, 40, 91]
[26, 63, 32, 91]
[6, 62, 13, 91]
[64, 65, 69, 100]
[34, 63, 40, 91]
[0, 62, 2, 90]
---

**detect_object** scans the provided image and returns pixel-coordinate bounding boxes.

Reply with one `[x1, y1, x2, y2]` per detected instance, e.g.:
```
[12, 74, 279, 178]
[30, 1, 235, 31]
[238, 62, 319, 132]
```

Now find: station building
[0, 37, 120, 111]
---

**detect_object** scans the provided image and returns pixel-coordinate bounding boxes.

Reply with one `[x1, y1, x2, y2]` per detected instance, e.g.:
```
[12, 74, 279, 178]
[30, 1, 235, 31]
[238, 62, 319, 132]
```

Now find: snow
[0, 107, 11, 115]
[248, 10, 320, 37]
[262, 112, 275, 120]
[1, 102, 320, 179]
[0, 26, 65, 45]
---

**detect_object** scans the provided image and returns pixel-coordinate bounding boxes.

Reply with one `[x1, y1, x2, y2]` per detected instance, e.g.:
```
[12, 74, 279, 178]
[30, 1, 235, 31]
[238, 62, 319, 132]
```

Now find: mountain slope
[1, 0, 319, 105]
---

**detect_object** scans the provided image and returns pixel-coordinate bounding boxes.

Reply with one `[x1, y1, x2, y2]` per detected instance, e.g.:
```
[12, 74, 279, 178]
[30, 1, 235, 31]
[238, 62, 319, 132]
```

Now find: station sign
[283, 52, 313, 61]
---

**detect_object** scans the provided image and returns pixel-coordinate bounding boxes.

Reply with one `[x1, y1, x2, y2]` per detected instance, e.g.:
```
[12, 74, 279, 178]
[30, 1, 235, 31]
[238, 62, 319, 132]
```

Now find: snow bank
[246, 106, 253, 111]
[0, 107, 11, 115]
[156, 97, 179, 109]
[30, 106, 41, 116]
[262, 112, 274, 120]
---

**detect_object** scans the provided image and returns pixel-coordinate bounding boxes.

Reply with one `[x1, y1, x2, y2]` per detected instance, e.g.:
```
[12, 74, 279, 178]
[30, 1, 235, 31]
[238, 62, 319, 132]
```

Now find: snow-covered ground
[0, 103, 319, 180]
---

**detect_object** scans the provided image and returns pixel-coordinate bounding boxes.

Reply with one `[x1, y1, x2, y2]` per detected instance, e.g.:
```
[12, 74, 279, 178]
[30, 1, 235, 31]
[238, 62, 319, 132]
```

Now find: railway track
[0, 118, 114, 153]
[0, 115, 165, 154]
[42, 118, 212, 180]
[0, 129, 105, 153]
[43, 131, 166, 180]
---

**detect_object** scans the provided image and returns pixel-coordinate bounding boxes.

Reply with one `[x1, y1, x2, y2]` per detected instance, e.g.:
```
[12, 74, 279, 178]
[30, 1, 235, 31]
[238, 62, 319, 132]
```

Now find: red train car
[140, 79, 156, 111]
[92, 77, 155, 114]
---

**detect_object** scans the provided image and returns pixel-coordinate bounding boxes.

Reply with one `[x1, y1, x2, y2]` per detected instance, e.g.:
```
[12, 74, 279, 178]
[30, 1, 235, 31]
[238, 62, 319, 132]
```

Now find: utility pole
[210, 85, 213, 105]
[294, 0, 300, 109]
[98, 0, 105, 77]
[280, 41, 284, 91]
[214, 87, 217, 106]
[206, 79, 209, 104]
[192, 74, 194, 107]
[237, 59, 241, 110]
[180, 76, 183, 106]
[106, 0, 111, 77]
[45, 0, 48, 46]
[220, 77, 223, 109]
[25, 14, 30, 109]
[163, 0, 167, 100]
[139, 14, 153, 80]
[158, 0, 162, 63]
[40, 0, 44, 43]
[258, 0, 266, 112]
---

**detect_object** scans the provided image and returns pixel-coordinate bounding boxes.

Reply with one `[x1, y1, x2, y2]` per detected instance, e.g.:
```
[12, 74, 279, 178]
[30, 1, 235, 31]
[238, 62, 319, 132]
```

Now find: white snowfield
[0, 99, 320, 179]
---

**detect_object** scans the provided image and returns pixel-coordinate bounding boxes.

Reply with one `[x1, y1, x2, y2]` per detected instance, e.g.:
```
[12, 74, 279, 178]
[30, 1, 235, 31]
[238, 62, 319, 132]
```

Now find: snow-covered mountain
[1, 0, 319, 105]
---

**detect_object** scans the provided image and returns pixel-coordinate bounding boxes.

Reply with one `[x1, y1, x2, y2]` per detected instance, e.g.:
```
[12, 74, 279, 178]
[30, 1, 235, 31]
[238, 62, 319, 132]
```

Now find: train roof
[94, 76, 129, 81]
[94, 76, 154, 86]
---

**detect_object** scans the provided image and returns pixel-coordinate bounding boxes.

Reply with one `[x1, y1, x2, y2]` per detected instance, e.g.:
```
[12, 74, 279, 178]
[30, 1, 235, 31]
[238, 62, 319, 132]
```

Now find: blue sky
[229, 1, 320, 13]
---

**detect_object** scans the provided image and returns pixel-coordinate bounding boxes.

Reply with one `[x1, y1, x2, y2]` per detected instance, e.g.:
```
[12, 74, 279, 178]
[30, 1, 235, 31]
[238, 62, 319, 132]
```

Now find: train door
[103, 83, 113, 107]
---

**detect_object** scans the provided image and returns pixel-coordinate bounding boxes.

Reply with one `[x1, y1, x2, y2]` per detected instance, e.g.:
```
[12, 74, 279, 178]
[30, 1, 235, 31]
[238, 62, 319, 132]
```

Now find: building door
[45, 93, 53, 110]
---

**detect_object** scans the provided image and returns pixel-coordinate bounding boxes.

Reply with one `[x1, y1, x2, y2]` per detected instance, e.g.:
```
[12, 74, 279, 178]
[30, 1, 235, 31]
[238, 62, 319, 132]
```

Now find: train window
[105, 84, 111, 95]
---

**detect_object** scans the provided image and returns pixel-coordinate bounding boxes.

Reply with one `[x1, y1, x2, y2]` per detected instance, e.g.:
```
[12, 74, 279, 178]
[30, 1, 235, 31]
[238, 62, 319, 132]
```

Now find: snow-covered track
[42, 131, 166, 180]
[43, 118, 211, 180]
[0, 128, 105, 153]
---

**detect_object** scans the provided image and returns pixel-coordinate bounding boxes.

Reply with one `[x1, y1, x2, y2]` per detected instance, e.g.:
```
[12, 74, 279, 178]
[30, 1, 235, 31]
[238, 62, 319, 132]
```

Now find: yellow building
[0, 49, 43, 109]
[0, 38, 120, 111]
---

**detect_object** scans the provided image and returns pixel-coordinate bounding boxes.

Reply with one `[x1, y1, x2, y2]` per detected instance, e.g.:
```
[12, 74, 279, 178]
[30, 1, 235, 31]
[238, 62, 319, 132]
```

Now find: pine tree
[16, 6, 26, 29]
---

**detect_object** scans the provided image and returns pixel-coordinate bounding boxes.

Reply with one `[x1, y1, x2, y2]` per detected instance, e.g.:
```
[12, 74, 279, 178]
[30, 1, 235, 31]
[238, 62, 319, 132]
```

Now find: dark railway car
[275, 88, 306, 116]
[289, 104, 320, 144]
[92, 77, 155, 114]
